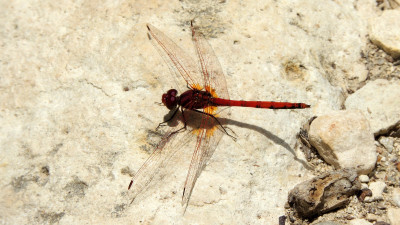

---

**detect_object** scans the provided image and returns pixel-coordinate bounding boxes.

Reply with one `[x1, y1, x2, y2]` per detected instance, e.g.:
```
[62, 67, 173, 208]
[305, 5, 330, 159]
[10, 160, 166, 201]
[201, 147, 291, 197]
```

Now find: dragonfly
[128, 21, 310, 208]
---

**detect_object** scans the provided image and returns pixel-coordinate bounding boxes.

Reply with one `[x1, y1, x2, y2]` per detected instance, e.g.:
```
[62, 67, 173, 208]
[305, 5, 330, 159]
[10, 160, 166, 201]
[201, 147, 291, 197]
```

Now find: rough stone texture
[309, 110, 377, 174]
[288, 169, 360, 218]
[0, 0, 392, 224]
[345, 79, 400, 136]
[369, 9, 400, 59]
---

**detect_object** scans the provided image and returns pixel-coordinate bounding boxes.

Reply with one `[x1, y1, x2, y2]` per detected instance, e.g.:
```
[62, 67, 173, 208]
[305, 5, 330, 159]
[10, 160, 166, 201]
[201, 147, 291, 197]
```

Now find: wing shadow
[163, 109, 312, 170]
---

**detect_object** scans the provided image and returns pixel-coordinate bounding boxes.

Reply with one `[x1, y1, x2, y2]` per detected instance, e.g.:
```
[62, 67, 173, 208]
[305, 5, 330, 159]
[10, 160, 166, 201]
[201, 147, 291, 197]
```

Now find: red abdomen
[211, 98, 310, 109]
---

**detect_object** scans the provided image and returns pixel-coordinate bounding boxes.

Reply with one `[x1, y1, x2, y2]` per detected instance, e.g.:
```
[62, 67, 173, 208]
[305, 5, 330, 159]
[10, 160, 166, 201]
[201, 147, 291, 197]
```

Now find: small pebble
[361, 183, 369, 190]
[365, 213, 379, 221]
[364, 181, 386, 202]
[379, 137, 394, 153]
[389, 155, 398, 163]
[374, 222, 390, 225]
[377, 203, 386, 210]
[359, 175, 369, 183]
[359, 189, 372, 202]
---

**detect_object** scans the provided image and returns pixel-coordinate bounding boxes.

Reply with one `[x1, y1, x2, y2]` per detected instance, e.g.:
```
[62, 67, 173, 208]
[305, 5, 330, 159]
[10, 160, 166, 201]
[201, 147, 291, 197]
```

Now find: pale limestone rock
[359, 175, 369, 183]
[369, 9, 400, 59]
[349, 219, 373, 225]
[391, 188, 400, 207]
[345, 79, 400, 136]
[0, 0, 383, 224]
[356, 0, 380, 20]
[364, 181, 387, 202]
[314, 222, 344, 225]
[309, 110, 377, 174]
[388, 207, 400, 225]
[379, 0, 400, 9]
[365, 213, 380, 222]
[361, 183, 369, 190]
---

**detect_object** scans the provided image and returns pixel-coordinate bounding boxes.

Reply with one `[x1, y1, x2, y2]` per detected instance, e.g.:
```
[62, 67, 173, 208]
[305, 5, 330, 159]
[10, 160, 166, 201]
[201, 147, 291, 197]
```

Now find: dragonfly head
[162, 89, 178, 110]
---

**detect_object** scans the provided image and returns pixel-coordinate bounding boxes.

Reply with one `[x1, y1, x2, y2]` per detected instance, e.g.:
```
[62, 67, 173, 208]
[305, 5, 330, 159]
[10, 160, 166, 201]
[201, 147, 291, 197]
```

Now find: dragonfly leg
[157, 107, 179, 130]
[170, 107, 188, 135]
[192, 109, 237, 141]
[224, 126, 237, 139]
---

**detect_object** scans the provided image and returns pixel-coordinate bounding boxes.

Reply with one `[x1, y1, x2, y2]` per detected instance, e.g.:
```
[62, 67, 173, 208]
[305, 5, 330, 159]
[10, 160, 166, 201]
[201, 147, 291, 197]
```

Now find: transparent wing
[191, 22, 230, 101]
[181, 114, 225, 208]
[181, 22, 231, 208]
[128, 127, 188, 203]
[147, 24, 203, 91]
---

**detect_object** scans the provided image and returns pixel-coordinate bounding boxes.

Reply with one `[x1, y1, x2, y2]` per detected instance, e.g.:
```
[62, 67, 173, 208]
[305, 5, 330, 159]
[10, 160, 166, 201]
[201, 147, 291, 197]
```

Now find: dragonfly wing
[180, 23, 232, 208]
[181, 115, 225, 207]
[128, 129, 183, 203]
[147, 24, 203, 91]
[191, 22, 230, 101]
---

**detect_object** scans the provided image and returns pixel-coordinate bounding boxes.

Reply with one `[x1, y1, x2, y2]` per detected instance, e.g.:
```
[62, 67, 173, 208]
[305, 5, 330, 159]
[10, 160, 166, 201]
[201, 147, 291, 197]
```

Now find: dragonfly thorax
[162, 89, 179, 110]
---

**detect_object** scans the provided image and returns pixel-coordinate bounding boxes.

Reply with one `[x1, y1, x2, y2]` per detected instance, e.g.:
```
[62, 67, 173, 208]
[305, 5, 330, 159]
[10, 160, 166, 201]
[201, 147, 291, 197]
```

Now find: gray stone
[288, 169, 360, 218]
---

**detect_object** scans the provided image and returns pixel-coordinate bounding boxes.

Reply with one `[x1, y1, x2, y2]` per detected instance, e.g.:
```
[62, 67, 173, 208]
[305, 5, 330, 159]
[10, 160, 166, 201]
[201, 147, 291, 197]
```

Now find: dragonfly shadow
[161, 109, 311, 171]
[219, 117, 313, 171]
[161, 108, 218, 131]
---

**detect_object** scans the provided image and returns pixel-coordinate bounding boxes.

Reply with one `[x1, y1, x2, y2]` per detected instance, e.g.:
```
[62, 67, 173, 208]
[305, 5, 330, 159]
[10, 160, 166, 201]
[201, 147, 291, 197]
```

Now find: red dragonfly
[128, 21, 310, 208]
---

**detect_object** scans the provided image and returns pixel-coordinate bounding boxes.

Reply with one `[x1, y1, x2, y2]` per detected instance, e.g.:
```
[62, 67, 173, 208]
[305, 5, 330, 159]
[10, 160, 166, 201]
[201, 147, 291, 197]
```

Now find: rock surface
[349, 219, 373, 225]
[309, 110, 377, 174]
[392, 188, 400, 207]
[314, 222, 344, 225]
[369, 9, 400, 59]
[364, 181, 387, 202]
[288, 169, 360, 218]
[0, 0, 397, 224]
[345, 79, 400, 136]
[387, 208, 400, 225]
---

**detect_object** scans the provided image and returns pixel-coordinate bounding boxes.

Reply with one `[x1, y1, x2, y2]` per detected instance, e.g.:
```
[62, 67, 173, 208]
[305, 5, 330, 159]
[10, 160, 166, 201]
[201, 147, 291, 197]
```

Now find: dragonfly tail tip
[128, 180, 133, 190]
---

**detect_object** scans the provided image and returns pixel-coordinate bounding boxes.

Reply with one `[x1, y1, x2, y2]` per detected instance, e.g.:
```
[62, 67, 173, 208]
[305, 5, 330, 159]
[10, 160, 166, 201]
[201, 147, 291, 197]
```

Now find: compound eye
[162, 89, 178, 110]
[162, 93, 168, 106]
[168, 89, 178, 97]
